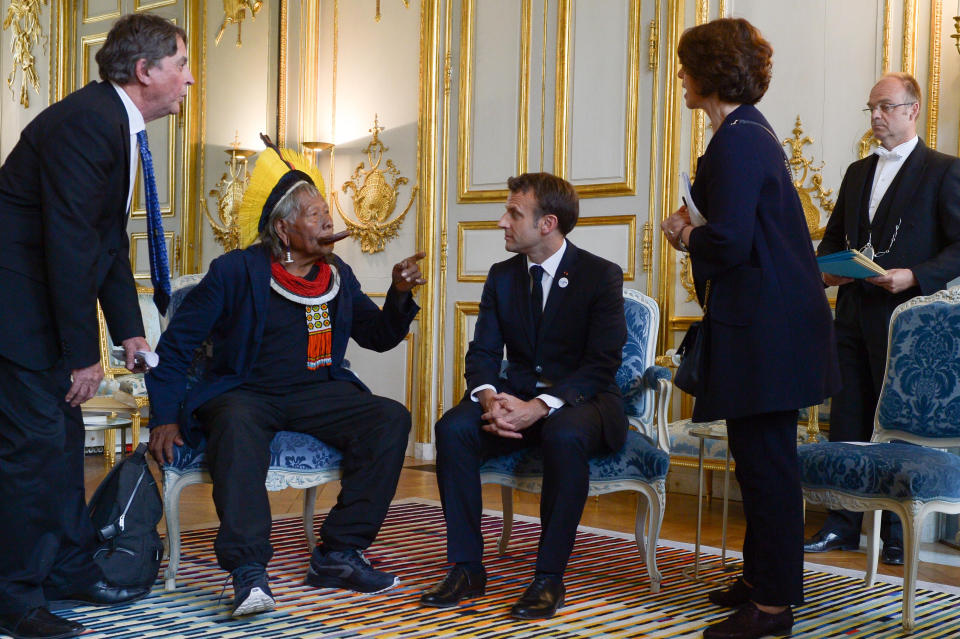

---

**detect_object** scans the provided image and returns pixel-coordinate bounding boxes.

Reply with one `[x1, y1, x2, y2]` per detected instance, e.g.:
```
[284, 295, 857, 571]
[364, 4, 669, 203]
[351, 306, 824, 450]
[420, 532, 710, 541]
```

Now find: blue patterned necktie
[137, 130, 171, 314]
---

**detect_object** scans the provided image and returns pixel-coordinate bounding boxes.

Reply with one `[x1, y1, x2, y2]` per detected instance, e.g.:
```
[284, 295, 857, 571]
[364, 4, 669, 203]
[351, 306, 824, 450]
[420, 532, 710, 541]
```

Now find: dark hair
[506, 172, 579, 235]
[677, 18, 772, 105]
[883, 71, 922, 106]
[96, 14, 187, 84]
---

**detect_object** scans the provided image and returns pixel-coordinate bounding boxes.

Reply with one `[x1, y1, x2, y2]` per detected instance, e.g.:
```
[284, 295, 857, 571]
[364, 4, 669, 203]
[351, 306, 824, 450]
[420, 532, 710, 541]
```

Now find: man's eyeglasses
[862, 102, 916, 114]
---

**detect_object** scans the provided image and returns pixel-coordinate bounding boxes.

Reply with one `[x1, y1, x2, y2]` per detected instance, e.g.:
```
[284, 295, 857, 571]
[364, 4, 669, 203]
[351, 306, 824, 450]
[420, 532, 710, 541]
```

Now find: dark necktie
[530, 264, 544, 329]
[137, 130, 171, 314]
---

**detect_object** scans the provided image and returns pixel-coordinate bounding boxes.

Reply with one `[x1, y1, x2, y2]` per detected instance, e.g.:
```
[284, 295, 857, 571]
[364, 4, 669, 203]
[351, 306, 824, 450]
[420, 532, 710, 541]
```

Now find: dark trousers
[434, 394, 609, 575]
[824, 321, 903, 544]
[726, 410, 804, 607]
[0, 356, 103, 615]
[195, 381, 410, 572]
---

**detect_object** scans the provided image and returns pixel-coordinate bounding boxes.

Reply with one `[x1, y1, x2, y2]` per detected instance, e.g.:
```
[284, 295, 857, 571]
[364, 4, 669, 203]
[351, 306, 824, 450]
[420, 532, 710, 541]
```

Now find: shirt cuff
[536, 393, 564, 416]
[470, 384, 497, 402]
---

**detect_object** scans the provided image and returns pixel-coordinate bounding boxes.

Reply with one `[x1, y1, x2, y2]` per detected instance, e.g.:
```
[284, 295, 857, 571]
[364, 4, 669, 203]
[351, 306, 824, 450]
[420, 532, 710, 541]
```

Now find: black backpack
[87, 443, 164, 589]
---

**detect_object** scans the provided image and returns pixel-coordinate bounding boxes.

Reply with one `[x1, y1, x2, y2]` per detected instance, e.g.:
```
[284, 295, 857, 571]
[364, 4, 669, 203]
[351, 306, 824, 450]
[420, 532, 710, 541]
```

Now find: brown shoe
[703, 603, 793, 639]
[707, 578, 753, 608]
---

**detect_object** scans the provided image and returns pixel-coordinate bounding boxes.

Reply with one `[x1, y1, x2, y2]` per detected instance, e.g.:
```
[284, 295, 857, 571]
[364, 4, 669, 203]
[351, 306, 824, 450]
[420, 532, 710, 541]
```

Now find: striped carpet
[58, 500, 959, 638]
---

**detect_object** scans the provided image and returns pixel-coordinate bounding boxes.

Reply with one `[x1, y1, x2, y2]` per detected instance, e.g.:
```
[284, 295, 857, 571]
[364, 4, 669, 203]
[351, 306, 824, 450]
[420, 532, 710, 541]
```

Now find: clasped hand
[480, 391, 549, 439]
[660, 206, 691, 251]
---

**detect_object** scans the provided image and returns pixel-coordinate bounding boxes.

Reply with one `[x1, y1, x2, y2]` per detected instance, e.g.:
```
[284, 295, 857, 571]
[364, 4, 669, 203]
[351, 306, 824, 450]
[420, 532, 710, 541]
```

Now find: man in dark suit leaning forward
[0, 14, 193, 639]
[420, 173, 627, 620]
[805, 72, 960, 565]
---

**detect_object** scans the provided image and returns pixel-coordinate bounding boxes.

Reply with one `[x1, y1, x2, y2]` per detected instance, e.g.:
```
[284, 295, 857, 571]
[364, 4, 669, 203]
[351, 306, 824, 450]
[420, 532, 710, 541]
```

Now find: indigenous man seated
[146, 142, 425, 616]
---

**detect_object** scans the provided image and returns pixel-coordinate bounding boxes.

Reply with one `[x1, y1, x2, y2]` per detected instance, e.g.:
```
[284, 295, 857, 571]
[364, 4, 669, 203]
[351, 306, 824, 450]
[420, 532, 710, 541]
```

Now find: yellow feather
[237, 148, 327, 248]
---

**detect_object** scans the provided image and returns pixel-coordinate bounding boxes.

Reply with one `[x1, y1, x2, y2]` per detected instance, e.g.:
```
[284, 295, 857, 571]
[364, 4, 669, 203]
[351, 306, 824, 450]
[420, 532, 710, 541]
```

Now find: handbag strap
[702, 280, 711, 314]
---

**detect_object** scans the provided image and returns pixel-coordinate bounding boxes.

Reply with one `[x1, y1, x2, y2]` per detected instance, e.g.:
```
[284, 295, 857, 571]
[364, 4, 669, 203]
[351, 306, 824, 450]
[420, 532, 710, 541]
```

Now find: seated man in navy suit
[147, 148, 425, 617]
[420, 172, 627, 620]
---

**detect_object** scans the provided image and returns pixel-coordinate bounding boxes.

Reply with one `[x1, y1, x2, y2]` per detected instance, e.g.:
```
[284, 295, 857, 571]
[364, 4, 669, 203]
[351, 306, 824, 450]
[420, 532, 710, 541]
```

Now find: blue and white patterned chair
[799, 288, 960, 632]
[479, 288, 672, 593]
[159, 275, 344, 591]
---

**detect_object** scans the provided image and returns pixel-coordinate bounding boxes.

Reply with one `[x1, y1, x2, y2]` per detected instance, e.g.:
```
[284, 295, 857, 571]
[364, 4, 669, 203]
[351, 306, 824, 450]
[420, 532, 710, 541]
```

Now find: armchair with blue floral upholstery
[798, 288, 960, 632]
[158, 274, 345, 591]
[478, 288, 673, 593]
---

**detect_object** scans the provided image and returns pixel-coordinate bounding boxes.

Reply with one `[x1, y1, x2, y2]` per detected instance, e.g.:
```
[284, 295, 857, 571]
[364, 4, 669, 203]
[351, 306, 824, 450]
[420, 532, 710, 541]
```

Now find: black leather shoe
[510, 575, 564, 620]
[0, 607, 84, 639]
[420, 565, 487, 608]
[803, 529, 859, 553]
[708, 577, 753, 607]
[46, 579, 150, 607]
[881, 543, 904, 566]
[703, 603, 793, 639]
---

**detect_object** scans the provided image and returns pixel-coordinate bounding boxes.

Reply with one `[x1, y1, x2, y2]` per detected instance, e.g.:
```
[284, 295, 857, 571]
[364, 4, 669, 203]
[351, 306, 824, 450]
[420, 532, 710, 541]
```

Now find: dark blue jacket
[687, 104, 840, 421]
[465, 241, 628, 450]
[146, 243, 419, 446]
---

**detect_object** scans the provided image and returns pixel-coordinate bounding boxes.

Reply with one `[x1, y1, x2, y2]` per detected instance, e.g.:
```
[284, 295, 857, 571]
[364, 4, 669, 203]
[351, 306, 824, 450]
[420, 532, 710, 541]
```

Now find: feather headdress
[237, 135, 326, 249]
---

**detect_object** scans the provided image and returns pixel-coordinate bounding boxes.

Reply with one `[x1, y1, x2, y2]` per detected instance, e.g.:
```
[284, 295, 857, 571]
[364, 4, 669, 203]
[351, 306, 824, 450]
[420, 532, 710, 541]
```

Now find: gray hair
[96, 14, 187, 84]
[259, 182, 321, 257]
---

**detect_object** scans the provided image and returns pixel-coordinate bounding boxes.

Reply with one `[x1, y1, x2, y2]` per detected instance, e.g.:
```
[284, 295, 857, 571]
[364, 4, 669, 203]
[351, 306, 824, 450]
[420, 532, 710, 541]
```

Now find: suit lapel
[100, 82, 132, 217]
[873, 140, 928, 252]
[850, 155, 876, 248]
[247, 245, 272, 326]
[539, 242, 579, 336]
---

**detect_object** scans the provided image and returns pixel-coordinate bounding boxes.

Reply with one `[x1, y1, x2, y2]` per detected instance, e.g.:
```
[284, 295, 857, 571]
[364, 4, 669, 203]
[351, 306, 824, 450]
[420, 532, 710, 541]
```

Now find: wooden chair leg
[162, 473, 196, 590]
[303, 486, 319, 551]
[497, 486, 514, 554]
[864, 510, 881, 587]
[901, 512, 920, 633]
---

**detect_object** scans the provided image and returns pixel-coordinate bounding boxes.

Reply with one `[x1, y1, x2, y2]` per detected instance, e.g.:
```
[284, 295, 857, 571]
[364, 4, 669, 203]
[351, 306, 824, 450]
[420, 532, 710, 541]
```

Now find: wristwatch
[676, 226, 691, 252]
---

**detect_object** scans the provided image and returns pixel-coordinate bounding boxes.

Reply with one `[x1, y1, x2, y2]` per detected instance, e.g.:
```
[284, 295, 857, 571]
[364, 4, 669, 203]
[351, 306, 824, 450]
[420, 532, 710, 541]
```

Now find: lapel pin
[558, 276, 569, 288]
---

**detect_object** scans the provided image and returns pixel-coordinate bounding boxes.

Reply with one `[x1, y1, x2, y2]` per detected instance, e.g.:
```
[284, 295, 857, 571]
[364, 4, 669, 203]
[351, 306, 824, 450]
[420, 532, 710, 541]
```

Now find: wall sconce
[203, 132, 255, 251]
[301, 141, 335, 166]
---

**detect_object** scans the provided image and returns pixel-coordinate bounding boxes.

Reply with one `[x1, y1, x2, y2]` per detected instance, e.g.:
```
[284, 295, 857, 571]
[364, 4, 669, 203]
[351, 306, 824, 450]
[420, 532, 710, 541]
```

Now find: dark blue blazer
[465, 241, 628, 450]
[0, 81, 142, 370]
[687, 104, 840, 422]
[146, 243, 419, 447]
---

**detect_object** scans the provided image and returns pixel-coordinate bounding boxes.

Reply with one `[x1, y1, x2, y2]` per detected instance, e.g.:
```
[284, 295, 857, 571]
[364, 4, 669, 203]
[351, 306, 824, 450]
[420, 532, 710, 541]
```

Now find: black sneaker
[230, 563, 275, 617]
[304, 547, 399, 594]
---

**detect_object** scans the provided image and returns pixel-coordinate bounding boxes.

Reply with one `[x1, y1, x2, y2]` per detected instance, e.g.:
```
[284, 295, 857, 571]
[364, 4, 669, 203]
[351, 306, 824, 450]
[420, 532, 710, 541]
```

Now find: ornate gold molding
[926, 0, 940, 148]
[784, 116, 833, 240]
[332, 116, 418, 253]
[690, 0, 708, 177]
[415, 0, 441, 445]
[297, 0, 320, 149]
[214, 0, 261, 47]
[375, 0, 409, 22]
[858, 129, 881, 159]
[277, 0, 287, 144]
[902, 0, 918, 75]
[647, 18, 657, 70]
[3, 0, 47, 108]
[645, 0, 661, 292]
[679, 254, 696, 303]
[435, 0, 454, 422]
[882, 0, 892, 73]
[453, 301, 480, 403]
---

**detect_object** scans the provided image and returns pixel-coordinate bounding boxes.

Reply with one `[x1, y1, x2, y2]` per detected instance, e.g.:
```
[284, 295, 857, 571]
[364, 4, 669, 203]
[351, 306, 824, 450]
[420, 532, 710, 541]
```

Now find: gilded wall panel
[453, 302, 480, 402]
[457, 0, 530, 202]
[554, 0, 639, 197]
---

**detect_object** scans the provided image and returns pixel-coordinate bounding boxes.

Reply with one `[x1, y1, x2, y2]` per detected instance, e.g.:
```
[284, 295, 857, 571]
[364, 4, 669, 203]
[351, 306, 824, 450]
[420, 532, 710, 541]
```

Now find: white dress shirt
[111, 83, 146, 214]
[470, 240, 568, 413]
[868, 135, 918, 223]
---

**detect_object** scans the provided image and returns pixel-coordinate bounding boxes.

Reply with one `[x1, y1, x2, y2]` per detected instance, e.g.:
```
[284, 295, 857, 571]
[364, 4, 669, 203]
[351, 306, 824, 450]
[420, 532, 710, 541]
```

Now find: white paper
[680, 172, 707, 227]
[111, 348, 160, 369]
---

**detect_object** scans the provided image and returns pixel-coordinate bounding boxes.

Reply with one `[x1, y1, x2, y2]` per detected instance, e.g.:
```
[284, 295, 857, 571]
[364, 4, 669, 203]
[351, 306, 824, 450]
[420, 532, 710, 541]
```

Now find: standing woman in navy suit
[661, 18, 840, 639]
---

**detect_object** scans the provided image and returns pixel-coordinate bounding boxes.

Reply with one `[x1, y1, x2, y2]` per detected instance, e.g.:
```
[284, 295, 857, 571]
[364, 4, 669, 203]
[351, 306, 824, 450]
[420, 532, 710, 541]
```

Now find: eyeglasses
[862, 102, 916, 114]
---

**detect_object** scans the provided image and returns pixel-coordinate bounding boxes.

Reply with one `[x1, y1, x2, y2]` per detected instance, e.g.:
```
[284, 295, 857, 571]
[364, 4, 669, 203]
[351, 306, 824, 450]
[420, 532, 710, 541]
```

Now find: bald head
[868, 74, 920, 150]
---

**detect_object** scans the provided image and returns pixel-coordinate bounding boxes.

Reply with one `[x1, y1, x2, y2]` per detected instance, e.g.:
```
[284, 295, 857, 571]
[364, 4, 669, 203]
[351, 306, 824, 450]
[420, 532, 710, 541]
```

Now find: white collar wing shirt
[868, 135, 918, 223]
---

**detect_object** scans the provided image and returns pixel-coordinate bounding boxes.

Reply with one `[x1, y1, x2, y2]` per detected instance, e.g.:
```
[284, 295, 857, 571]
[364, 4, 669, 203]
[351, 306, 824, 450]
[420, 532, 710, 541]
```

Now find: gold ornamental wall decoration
[202, 133, 255, 252]
[2, 0, 46, 108]
[783, 116, 835, 240]
[375, 0, 410, 22]
[333, 115, 418, 254]
[215, 0, 262, 47]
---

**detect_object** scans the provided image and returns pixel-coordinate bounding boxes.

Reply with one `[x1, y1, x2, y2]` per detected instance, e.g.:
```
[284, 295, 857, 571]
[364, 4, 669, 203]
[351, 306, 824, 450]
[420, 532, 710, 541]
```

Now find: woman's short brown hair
[677, 18, 772, 105]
